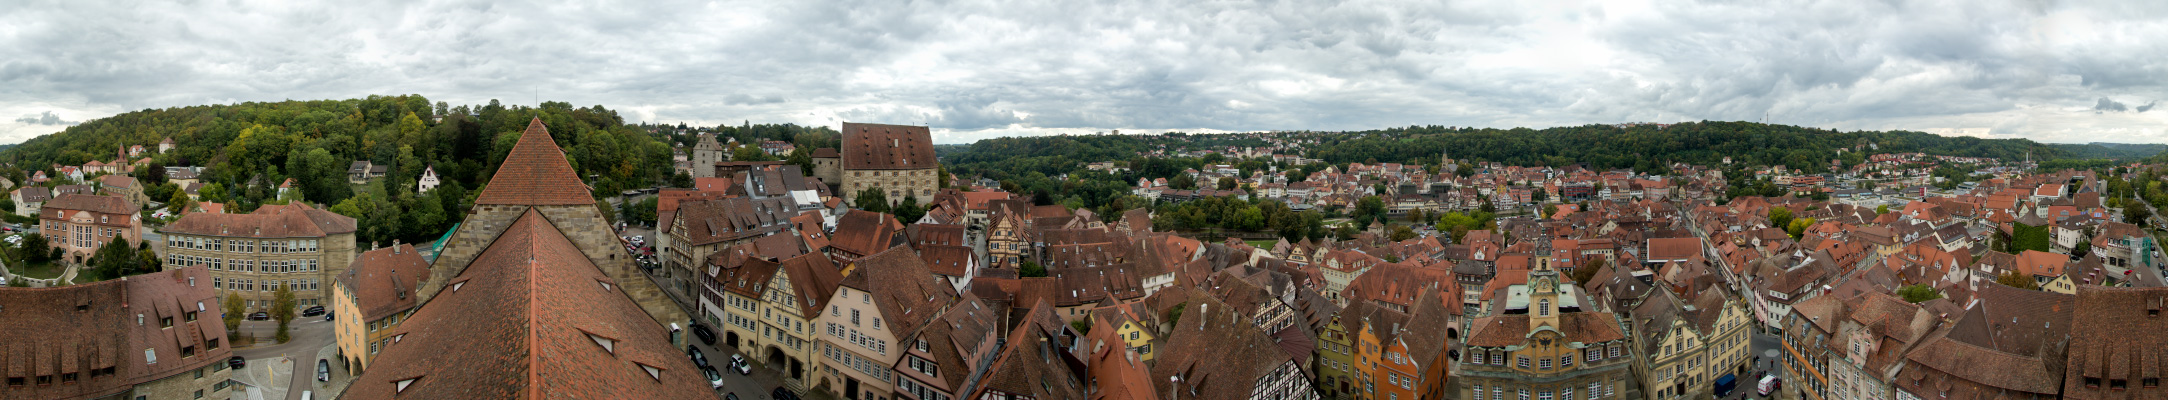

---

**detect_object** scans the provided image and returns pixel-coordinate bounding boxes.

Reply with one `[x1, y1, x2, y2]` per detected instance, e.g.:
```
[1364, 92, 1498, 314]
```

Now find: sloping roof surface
[475, 117, 595, 205]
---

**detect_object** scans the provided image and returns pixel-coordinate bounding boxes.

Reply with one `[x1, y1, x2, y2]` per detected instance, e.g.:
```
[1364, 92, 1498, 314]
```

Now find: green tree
[1875, 204, 1889, 215]
[1216, 177, 1238, 191]
[618, 196, 659, 226]
[1787, 217, 1817, 239]
[1170, 174, 1197, 190]
[223, 293, 245, 339]
[1896, 284, 1943, 303]
[2127, 205, 2153, 226]
[670, 171, 693, 188]
[1354, 196, 1386, 225]
[1020, 259, 1046, 278]
[272, 284, 296, 343]
[855, 187, 891, 212]
[17, 234, 47, 264]
[1996, 270, 2040, 290]
[1570, 258, 1605, 283]
[894, 194, 926, 224]
[1070, 320, 1092, 335]
[1164, 302, 1187, 326]
[1389, 225, 1417, 242]
[1768, 206, 1793, 229]
[167, 189, 194, 213]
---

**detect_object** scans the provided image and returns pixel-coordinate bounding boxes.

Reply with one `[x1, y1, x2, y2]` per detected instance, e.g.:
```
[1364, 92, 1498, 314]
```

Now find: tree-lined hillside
[0, 96, 676, 246]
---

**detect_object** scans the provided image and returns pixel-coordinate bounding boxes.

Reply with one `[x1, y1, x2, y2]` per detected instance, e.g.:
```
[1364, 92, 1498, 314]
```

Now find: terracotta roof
[2062, 286, 2168, 400]
[972, 300, 1087, 400]
[917, 245, 975, 277]
[345, 210, 712, 399]
[1466, 311, 1626, 348]
[809, 147, 839, 158]
[474, 117, 595, 205]
[1151, 289, 1305, 400]
[777, 253, 846, 318]
[160, 202, 356, 238]
[838, 247, 960, 340]
[40, 193, 139, 216]
[340, 244, 432, 322]
[840, 122, 936, 170]
[0, 267, 230, 399]
[829, 209, 902, 257]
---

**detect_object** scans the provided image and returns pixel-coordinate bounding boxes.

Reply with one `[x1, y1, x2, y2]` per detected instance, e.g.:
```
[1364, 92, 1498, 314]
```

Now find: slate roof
[344, 209, 712, 399]
[840, 122, 936, 170]
[474, 117, 596, 205]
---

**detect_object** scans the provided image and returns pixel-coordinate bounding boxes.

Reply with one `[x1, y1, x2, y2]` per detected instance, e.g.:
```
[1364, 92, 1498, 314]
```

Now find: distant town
[3, 114, 2162, 400]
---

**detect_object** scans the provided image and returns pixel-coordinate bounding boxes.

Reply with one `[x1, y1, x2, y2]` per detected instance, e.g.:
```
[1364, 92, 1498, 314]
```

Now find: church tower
[1529, 261, 1563, 329]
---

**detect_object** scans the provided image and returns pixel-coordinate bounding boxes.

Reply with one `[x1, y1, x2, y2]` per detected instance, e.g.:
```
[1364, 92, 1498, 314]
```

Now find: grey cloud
[13, 111, 74, 126]
[2, 0, 2167, 144]
[2096, 97, 2128, 112]
[2140, 102, 2158, 113]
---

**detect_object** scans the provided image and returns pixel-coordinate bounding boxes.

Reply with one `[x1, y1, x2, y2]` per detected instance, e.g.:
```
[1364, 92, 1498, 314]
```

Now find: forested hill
[2051, 142, 2168, 160]
[0, 95, 677, 245]
[945, 121, 2108, 179]
[1304, 122, 2079, 173]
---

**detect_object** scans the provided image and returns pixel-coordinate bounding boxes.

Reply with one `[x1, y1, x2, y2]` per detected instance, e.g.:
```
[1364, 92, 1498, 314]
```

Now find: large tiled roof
[41, 193, 139, 216]
[340, 244, 432, 322]
[474, 117, 595, 205]
[0, 267, 230, 399]
[839, 246, 960, 341]
[345, 209, 711, 399]
[1465, 311, 1627, 348]
[670, 197, 797, 246]
[160, 202, 355, 238]
[1151, 289, 1303, 400]
[829, 209, 902, 256]
[840, 122, 936, 170]
[2062, 286, 2168, 400]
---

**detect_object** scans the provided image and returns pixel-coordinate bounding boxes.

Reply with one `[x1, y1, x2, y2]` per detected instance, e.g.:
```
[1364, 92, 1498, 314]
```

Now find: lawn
[11, 260, 63, 280]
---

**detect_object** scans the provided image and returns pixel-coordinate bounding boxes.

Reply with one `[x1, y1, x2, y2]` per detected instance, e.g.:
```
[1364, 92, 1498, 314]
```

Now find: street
[230, 315, 342, 400]
[688, 332, 811, 400]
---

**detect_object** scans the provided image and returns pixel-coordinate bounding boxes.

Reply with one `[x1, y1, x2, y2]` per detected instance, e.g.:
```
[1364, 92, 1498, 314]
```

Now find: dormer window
[395, 377, 420, 393]
[587, 333, 617, 353]
[638, 363, 662, 381]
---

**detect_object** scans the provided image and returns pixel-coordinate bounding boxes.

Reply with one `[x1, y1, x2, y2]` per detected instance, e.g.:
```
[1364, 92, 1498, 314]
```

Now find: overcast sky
[3, 0, 2165, 145]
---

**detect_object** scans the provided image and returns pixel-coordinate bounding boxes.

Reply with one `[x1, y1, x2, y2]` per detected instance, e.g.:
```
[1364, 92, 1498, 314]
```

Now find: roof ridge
[475, 117, 594, 205]
[521, 208, 544, 400]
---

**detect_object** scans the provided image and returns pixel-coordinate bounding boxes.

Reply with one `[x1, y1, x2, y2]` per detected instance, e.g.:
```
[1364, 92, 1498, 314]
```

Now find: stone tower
[418, 117, 688, 328]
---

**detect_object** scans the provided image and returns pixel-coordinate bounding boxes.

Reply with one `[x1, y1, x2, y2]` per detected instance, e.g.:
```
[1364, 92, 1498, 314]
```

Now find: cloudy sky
[3, 0, 2166, 145]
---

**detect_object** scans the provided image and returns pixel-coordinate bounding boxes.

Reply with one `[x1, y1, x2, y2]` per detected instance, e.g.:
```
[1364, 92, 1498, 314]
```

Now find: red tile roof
[41, 193, 139, 216]
[345, 209, 711, 399]
[0, 267, 231, 399]
[340, 244, 432, 322]
[841, 123, 937, 170]
[474, 117, 595, 205]
[161, 202, 355, 237]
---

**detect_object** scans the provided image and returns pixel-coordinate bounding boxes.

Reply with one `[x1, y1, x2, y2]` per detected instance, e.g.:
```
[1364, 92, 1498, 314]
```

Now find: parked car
[687, 346, 710, 368]
[729, 354, 750, 375]
[248, 312, 269, 321]
[300, 306, 326, 317]
[691, 324, 717, 345]
[772, 388, 800, 400]
[316, 359, 330, 382]
[324, 312, 335, 322]
[228, 356, 246, 369]
[702, 366, 724, 390]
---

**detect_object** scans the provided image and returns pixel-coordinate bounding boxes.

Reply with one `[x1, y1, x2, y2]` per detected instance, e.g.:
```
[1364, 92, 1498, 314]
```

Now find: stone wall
[421, 204, 689, 329]
[130, 362, 233, 400]
[841, 167, 938, 206]
[813, 157, 842, 186]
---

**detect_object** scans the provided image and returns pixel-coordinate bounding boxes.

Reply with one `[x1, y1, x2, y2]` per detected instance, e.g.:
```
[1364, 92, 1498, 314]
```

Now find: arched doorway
[766, 346, 787, 369]
[725, 331, 739, 348]
[1446, 327, 1459, 340]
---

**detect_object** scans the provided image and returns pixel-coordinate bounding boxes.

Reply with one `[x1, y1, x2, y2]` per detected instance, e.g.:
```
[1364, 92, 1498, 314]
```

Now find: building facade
[813, 247, 958, 400]
[691, 134, 727, 178]
[1459, 266, 1636, 400]
[711, 252, 842, 394]
[330, 243, 429, 375]
[839, 122, 939, 207]
[159, 202, 358, 312]
[39, 194, 142, 263]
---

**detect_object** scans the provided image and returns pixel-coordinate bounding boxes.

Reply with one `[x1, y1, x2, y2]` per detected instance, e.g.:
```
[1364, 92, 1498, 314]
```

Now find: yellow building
[711, 251, 844, 394]
[1629, 289, 1754, 400]
[330, 244, 430, 375]
[1088, 302, 1161, 361]
[1460, 264, 1636, 400]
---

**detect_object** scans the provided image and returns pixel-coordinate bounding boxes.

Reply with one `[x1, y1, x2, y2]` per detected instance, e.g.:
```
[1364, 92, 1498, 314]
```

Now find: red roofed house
[40, 194, 142, 264]
[1460, 263, 1634, 399]
[330, 243, 431, 375]
[812, 246, 960, 400]
[0, 267, 236, 400]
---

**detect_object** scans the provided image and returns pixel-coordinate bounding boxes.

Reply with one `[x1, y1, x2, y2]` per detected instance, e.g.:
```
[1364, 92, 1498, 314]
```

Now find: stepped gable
[346, 209, 711, 399]
[475, 117, 593, 205]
